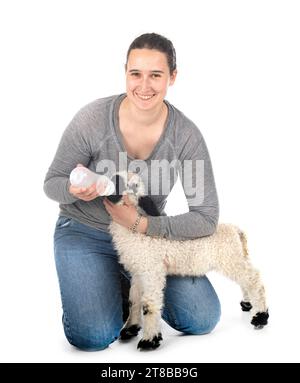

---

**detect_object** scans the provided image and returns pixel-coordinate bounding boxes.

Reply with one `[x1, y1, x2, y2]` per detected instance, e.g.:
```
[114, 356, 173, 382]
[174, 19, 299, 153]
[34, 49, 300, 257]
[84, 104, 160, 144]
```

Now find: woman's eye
[130, 73, 160, 79]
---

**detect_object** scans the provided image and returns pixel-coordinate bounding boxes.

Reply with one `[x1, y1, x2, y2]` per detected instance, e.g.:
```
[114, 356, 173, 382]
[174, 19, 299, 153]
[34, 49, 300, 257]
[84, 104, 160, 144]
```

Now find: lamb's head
[106, 171, 161, 217]
[106, 171, 145, 206]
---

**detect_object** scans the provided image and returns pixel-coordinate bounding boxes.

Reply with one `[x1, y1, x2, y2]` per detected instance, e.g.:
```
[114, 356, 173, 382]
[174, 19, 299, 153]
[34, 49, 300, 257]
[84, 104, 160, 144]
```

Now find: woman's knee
[188, 298, 221, 335]
[183, 284, 221, 335]
[64, 327, 120, 351]
[164, 298, 221, 335]
[163, 275, 221, 335]
[62, 315, 121, 351]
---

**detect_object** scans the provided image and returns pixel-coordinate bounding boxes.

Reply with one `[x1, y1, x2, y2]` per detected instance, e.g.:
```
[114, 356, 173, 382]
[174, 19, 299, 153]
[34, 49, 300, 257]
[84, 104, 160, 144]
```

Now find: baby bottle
[69, 167, 115, 196]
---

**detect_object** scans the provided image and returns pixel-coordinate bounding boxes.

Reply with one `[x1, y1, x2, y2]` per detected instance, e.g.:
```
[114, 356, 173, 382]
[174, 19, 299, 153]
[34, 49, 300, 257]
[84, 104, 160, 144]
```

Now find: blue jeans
[54, 216, 221, 351]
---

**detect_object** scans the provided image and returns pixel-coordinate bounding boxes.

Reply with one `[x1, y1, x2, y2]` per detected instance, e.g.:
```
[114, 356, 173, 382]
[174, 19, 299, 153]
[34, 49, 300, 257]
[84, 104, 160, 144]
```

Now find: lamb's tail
[238, 229, 249, 258]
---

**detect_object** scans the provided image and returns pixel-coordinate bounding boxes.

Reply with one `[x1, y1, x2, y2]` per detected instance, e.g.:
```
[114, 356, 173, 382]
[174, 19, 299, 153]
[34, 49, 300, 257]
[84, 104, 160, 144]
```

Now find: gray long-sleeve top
[44, 94, 219, 240]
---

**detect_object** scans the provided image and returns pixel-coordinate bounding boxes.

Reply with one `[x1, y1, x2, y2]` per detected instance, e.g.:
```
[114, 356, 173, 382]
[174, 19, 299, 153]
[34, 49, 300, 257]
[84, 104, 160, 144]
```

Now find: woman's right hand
[69, 183, 99, 201]
[69, 163, 100, 201]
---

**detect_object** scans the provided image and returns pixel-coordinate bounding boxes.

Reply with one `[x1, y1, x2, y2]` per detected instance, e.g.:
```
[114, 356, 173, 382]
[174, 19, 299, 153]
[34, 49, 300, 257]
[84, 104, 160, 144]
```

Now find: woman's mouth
[135, 93, 155, 101]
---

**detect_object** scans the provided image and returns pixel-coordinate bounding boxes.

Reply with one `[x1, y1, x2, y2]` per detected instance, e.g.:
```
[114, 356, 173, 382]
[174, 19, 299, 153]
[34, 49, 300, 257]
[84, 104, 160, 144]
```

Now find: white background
[0, 0, 299, 363]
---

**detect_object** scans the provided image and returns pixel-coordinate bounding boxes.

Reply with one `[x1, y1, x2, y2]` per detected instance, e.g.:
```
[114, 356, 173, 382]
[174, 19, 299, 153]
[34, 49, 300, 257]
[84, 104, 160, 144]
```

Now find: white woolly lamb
[107, 172, 269, 350]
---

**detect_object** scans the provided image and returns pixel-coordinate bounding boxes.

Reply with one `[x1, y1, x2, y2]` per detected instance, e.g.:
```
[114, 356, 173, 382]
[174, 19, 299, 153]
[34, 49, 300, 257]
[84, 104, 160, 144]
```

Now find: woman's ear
[169, 69, 177, 86]
[138, 196, 161, 216]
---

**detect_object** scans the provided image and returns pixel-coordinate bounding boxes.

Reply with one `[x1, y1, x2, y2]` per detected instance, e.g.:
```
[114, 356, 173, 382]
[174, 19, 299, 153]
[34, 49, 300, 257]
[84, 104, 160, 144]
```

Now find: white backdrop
[0, 0, 299, 363]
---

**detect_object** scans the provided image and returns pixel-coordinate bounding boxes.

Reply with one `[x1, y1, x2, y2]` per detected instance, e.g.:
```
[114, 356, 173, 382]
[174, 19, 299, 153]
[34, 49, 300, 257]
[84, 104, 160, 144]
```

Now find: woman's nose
[140, 76, 151, 90]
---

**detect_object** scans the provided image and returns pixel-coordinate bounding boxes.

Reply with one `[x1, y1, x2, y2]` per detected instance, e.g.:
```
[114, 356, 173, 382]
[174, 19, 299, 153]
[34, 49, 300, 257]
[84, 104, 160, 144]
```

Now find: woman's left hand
[103, 195, 139, 229]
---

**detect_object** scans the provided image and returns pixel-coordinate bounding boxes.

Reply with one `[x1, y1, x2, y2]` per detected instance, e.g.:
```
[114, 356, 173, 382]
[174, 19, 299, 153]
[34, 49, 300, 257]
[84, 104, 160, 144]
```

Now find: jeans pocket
[56, 216, 72, 229]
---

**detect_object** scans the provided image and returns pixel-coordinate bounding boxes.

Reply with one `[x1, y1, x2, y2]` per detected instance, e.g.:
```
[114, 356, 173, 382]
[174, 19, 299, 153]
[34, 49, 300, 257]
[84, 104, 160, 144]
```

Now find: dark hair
[126, 33, 176, 74]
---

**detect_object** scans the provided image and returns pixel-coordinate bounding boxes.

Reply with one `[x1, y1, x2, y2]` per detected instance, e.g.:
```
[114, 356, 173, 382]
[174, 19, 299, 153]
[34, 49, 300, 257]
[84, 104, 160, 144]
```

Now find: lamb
[107, 171, 269, 350]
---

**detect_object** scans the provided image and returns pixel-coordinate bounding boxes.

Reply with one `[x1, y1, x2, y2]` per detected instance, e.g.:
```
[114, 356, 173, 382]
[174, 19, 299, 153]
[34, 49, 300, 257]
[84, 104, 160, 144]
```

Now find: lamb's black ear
[138, 196, 161, 216]
[106, 174, 125, 204]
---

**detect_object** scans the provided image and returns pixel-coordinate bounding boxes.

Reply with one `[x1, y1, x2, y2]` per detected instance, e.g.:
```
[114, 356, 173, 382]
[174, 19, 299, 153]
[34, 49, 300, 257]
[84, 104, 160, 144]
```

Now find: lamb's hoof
[240, 301, 252, 312]
[137, 333, 162, 350]
[251, 310, 269, 329]
[119, 325, 141, 340]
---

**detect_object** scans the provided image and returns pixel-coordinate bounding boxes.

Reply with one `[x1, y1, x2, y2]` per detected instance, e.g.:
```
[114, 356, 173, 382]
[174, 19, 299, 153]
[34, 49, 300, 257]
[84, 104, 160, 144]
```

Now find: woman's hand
[69, 164, 99, 201]
[103, 195, 148, 233]
[69, 163, 108, 201]
[69, 183, 99, 201]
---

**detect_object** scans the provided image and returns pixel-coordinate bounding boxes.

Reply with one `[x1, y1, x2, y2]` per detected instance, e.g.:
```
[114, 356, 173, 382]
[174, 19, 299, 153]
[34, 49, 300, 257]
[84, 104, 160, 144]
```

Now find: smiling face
[125, 49, 177, 112]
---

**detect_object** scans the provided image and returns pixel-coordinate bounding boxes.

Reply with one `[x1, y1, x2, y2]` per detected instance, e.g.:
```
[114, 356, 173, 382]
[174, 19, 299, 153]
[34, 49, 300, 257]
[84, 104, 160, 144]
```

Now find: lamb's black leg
[120, 272, 130, 322]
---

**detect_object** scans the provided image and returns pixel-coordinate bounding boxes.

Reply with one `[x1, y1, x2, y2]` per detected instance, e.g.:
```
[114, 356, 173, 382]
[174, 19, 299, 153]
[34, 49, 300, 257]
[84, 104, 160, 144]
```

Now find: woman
[44, 33, 221, 351]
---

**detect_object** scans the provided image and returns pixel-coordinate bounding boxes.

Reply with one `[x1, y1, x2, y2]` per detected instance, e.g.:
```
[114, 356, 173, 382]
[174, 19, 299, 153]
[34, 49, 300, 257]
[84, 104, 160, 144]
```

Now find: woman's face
[125, 48, 177, 112]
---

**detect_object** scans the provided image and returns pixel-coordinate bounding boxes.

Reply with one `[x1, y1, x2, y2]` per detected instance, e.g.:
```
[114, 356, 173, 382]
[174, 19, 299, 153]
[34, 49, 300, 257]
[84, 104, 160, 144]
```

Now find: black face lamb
[106, 172, 269, 351]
